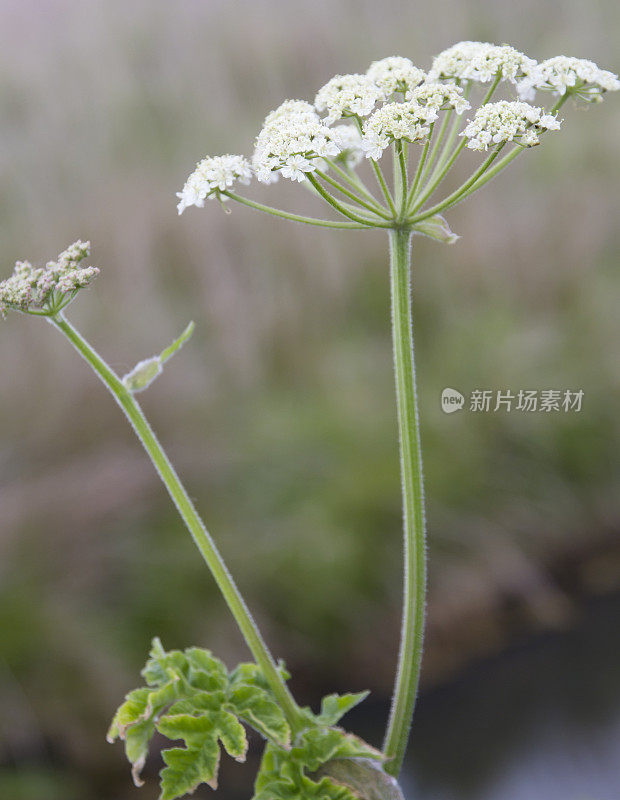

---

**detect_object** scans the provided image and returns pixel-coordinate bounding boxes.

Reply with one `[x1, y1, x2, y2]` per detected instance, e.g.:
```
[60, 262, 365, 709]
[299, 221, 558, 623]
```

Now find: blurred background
[1, 1, 619, 798]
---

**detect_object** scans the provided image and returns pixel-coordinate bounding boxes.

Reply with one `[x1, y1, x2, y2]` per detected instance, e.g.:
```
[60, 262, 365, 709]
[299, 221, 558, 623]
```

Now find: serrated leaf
[229, 683, 290, 747]
[157, 711, 247, 798]
[109, 639, 294, 798]
[291, 729, 382, 773]
[253, 744, 359, 800]
[316, 692, 369, 726]
[230, 659, 291, 689]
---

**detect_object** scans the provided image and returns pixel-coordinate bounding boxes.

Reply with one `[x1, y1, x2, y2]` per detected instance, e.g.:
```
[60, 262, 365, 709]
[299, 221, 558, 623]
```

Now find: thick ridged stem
[382, 229, 427, 777]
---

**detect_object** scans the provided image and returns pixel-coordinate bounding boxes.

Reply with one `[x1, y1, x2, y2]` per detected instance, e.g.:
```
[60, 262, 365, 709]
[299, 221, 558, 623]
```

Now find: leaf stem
[382, 229, 426, 777]
[49, 312, 303, 730]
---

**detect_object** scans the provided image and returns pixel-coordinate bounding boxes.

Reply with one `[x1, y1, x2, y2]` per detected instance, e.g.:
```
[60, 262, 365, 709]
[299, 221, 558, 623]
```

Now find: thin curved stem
[410, 137, 467, 213]
[424, 95, 569, 214]
[396, 141, 408, 218]
[382, 229, 426, 777]
[322, 158, 387, 210]
[223, 191, 369, 229]
[414, 75, 501, 211]
[307, 173, 392, 227]
[480, 72, 502, 106]
[370, 158, 398, 218]
[410, 143, 505, 223]
[406, 125, 434, 208]
[425, 83, 472, 182]
[315, 169, 392, 220]
[49, 312, 303, 730]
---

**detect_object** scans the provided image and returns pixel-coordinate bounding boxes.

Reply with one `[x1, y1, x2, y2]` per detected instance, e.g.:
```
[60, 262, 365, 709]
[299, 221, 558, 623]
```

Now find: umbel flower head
[176, 155, 252, 214]
[429, 41, 537, 86]
[175, 42, 617, 240]
[460, 101, 561, 151]
[0, 241, 99, 317]
[518, 56, 620, 102]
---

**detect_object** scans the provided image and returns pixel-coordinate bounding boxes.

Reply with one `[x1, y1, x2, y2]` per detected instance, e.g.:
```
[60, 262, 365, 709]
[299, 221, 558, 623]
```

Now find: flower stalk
[382, 228, 426, 776]
[48, 312, 303, 731]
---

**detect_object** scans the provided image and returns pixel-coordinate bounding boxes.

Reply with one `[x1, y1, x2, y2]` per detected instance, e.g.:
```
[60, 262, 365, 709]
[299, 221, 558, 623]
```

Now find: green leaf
[253, 726, 382, 800]
[412, 214, 460, 245]
[229, 683, 290, 747]
[316, 692, 369, 726]
[292, 728, 382, 773]
[313, 758, 406, 800]
[122, 321, 194, 393]
[157, 711, 247, 797]
[108, 639, 292, 798]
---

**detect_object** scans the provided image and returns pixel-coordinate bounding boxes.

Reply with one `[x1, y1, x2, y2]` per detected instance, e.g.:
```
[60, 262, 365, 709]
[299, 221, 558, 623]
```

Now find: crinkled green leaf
[230, 659, 291, 689]
[253, 725, 382, 800]
[253, 742, 359, 800]
[157, 711, 247, 798]
[292, 728, 382, 773]
[315, 692, 369, 726]
[230, 683, 290, 747]
[108, 638, 292, 798]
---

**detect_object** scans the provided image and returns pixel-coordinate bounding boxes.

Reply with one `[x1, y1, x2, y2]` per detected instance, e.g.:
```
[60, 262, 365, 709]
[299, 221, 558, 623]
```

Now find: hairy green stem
[424, 82, 472, 184]
[410, 143, 505, 223]
[382, 229, 427, 777]
[323, 158, 384, 207]
[371, 159, 398, 217]
[396, 142, 408, 218]
[223, 191, 370, 229]
[406, 124, 434, 208]
[49, 312, 302, 729]
[315, 169, 392, 219]
[307, 174, 392, 226]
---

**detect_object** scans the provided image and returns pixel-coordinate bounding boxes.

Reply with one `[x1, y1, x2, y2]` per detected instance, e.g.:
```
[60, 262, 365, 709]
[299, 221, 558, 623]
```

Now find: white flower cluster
[409, 82, 471, 115]
[252, 100, 340, 183]
[176, 155, 252, 214]
[429, 41, 537, 86]
[362, 101, 437, 160]
[518, 56, 620, 101]
[176, 44, 617, 204]
[0, 241, 99, 316]
[314, 74, 385, 125]
[460, 101, 561, 151]
[366, 57, 426, 99]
